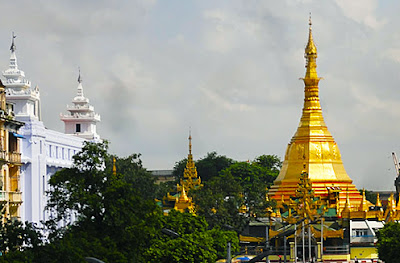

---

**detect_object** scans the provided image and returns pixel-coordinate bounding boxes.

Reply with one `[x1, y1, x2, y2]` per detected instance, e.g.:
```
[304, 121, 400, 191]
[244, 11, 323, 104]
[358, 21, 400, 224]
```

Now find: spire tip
[10, 32, 16, 52]
[78, 67, 82, 83]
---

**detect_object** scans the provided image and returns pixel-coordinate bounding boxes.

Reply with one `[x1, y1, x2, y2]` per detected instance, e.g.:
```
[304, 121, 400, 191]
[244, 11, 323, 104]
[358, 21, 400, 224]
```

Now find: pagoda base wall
[268, 180, 366, 210]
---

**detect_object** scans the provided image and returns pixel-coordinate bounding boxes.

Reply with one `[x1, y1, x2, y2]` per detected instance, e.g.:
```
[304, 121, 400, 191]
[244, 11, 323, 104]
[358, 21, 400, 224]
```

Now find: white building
[3, 35, 101, 224]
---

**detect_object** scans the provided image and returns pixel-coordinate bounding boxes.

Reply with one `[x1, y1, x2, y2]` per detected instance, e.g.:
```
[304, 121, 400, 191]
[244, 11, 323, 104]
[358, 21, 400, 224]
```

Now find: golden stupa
[268, 17, 364, 209]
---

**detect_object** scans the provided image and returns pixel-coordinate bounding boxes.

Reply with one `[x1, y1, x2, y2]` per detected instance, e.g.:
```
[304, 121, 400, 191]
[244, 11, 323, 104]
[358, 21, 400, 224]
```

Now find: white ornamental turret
[60, 70, 101, 141]
[3, 33, 40, 121]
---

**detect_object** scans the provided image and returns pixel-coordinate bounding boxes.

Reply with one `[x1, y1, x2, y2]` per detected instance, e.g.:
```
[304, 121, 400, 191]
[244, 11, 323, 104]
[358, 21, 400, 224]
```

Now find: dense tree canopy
[192, 155, 281, 231]
[0, 141, 238, 263]
[377, 222, 400, 263]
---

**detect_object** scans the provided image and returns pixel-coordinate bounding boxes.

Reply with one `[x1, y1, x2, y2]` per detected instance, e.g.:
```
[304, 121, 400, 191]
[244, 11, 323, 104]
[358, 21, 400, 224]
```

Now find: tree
[43, 141, 163, 262]
[193, 172, 248, 231]
[192, 155, 281, 230]
[377, 222, 400, 263]
[144, 210, 239, 263]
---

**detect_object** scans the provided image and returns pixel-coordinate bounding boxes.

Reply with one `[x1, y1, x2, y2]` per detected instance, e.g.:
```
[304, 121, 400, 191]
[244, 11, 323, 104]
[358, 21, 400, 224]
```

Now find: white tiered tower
[3, 33, 40, 122]
[60, 71, 100, 141]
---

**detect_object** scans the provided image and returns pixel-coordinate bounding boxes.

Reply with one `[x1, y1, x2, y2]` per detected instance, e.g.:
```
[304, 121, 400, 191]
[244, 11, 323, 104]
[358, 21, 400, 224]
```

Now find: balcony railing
[0, 150, 6, 162]
[350, 235, 375, 244]
[8, 152, 21, 164]
[324, 245, 350, 254]
[0, 191, 6, 202]
[9, 192, 22, 203]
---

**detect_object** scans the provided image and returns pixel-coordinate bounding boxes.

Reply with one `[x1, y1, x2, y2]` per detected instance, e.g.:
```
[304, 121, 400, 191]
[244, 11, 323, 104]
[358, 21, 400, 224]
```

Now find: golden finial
[179, 185, 189, 201]
[112, 157, 116, 176]
[304, 13, 318, 81]
[358, 189, 368, 212]
[341, 187, 351, 217]
[375, 193, 382, 207]
[188, 128, 192, 155]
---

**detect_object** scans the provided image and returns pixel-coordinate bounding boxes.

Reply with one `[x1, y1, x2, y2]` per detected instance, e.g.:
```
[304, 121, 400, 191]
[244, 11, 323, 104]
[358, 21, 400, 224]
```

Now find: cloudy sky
[1, 0, 400, 190]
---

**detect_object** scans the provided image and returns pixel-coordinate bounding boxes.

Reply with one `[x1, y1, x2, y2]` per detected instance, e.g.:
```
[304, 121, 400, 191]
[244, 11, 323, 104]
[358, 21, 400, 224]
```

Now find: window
[76, 124, 81, 133]
[353, 229, 368, 237]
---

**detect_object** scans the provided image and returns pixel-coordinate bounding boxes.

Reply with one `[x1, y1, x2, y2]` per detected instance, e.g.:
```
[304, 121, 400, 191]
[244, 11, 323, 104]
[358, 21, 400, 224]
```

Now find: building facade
[3, 36, 100, 224]
[0, 78, 24, 221]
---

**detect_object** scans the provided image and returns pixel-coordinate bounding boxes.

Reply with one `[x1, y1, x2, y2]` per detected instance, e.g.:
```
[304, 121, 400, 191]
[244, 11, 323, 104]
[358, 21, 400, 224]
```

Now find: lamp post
[283, 236, 287, 263]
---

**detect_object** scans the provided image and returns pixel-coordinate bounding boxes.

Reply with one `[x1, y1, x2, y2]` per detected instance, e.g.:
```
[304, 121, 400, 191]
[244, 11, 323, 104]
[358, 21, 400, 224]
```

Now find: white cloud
[335, 0, 385, 29]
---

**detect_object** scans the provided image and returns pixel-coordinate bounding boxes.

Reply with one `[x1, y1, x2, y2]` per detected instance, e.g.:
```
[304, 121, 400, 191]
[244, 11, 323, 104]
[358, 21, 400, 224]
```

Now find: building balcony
[66, 104, 94, 111]
[0, 191, 7, 202]
[0, 150, 7, 163]
[350, 235, 375, 244]
[8, 152, 21, 165]
[9, 191, 22, 203]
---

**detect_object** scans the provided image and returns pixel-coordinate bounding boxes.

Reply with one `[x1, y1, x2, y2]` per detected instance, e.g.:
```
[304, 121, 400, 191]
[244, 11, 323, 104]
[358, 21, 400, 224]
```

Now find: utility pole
[321, 217, 324, 261]
[226, 241, 231, 263]
[302, 221, 305, 263]
[284, 236, 287, 263]
[308, 224, 311, 261]
[294, 223, 297, 263]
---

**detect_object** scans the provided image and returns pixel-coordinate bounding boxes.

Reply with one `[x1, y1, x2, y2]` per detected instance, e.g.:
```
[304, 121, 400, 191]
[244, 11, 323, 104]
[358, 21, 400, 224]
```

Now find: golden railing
[8, 152, 21, 164]
[9, 191, 22, 203]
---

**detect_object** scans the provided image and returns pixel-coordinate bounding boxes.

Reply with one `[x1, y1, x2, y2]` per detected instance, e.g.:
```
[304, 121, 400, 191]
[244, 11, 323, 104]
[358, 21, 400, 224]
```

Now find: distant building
[149, 170, 174, 184]
[3, 35, 100, 224]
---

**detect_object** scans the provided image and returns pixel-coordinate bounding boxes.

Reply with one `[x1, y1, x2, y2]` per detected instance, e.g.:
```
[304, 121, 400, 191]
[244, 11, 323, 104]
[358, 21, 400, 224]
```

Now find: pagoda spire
[304, 14, 318, 81]
[9, 32, 18, 70]
[189, 128, 192, 155]
[78, 67, 82, 83]
[10, 32, 16, 53]
[268, 16, 365, 210]
[76, 68, 84, 98]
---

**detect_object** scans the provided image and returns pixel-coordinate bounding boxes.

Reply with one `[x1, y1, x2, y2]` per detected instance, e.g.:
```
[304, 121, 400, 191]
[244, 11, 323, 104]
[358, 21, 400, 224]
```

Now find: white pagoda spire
[60, 69, 101, 141]
[3, 33, 40, 121]
[9, 32, 17, 69]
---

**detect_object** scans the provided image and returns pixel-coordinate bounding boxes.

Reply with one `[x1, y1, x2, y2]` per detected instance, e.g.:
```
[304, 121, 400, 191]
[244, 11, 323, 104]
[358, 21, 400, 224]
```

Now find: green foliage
[192, 155, 280, 231]
[43, 141, 164, 262]
[144, 210, 238, 263]
[377, 222, 400, 263]
[193, 172, 247, 231]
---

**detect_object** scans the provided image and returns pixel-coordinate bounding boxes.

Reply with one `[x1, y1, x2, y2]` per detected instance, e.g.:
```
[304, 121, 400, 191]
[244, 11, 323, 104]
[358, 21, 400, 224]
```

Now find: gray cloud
[0, 0, 398, 191]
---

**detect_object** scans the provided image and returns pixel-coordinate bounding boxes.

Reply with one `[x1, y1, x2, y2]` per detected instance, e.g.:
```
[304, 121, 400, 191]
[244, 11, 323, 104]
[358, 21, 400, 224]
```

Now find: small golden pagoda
[162, 132, 202, 214]
[268, 17, 366, 209]
[177, 132, 202, 192]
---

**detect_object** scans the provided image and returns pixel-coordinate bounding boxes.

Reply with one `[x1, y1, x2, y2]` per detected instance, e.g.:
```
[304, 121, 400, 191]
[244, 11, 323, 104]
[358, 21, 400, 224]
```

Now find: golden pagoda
[161, 132, 201, 214]
[178, 132, 202, 191]
[268, 16, 365, 209]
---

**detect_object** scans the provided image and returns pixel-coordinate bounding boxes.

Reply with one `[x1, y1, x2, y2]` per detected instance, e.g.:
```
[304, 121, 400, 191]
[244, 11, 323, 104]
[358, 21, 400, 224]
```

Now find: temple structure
[60, 70, 100, 140]
[236, 18, 396, 262]
[268, 17, 365, 210]
[160, 133, 201, 214]
[3, 34, 101, 224]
